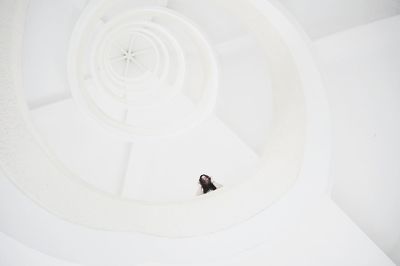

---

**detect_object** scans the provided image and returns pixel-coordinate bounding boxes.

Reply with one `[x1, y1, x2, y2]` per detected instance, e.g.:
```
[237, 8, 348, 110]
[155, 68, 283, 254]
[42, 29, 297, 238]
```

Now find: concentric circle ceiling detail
[69, 7, 218, 138]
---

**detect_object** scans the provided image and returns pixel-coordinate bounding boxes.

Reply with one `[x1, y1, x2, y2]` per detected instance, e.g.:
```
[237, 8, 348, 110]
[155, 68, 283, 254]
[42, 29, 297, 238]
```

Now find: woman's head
[199, 174, 217, 194]
[199, 174, 211, 185]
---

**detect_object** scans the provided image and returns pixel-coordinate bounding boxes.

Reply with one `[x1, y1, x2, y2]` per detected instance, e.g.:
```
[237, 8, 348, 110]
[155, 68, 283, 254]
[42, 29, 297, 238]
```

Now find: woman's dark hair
[199, 174, 217, 194]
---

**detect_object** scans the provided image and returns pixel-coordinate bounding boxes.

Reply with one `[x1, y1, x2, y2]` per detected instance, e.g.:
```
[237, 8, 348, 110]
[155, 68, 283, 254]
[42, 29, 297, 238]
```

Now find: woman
[196, 174, 222, 195]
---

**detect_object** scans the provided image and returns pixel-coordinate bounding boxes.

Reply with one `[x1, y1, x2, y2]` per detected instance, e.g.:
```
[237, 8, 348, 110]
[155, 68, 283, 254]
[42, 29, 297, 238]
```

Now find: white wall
[140, 197, 394, 266]
[22, 0, 82, 107]
[278, 0, 400, 39]
[391, 240, 400, 265]
[277, 1, 400, 262]
[314, 15, 400, 263]
[0, 233, 81, 266]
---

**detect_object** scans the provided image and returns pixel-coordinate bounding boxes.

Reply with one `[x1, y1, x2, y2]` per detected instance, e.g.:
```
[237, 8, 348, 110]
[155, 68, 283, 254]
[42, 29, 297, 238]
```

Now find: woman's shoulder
[213, 181, 223, 188]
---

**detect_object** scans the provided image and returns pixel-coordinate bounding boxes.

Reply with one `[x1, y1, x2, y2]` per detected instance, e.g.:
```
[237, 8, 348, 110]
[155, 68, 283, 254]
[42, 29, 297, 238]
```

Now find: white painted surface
[21, 0, 273, 203]
[4, 0, 327, 237]
[122, 115, 260, 201]
[141, 198, 394, 266]
[215, 34, 274, 155]
[0, 170, 393, 265]
[22, 0, 81, 107]
[278, 0, 400, 39]
[391, 239, 400, 265]
[31, 99, 127, 195]
[0, 233, 81, 266]
[315, 15, 400, 262]
[2, 0, 399, 264]
[167, 0, 247, 45]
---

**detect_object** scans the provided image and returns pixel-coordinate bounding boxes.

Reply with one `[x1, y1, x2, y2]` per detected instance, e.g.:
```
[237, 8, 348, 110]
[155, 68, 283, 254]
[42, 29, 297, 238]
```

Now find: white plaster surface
[0, 232, 81, 266]
[315, 14, 400, 263]
[0, 171, 394, 265]
[278, 0, 400, 39]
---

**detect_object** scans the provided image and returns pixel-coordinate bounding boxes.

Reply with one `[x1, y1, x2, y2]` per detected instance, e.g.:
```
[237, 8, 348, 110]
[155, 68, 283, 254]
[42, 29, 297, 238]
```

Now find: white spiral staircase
[0, 0, 399, 265]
